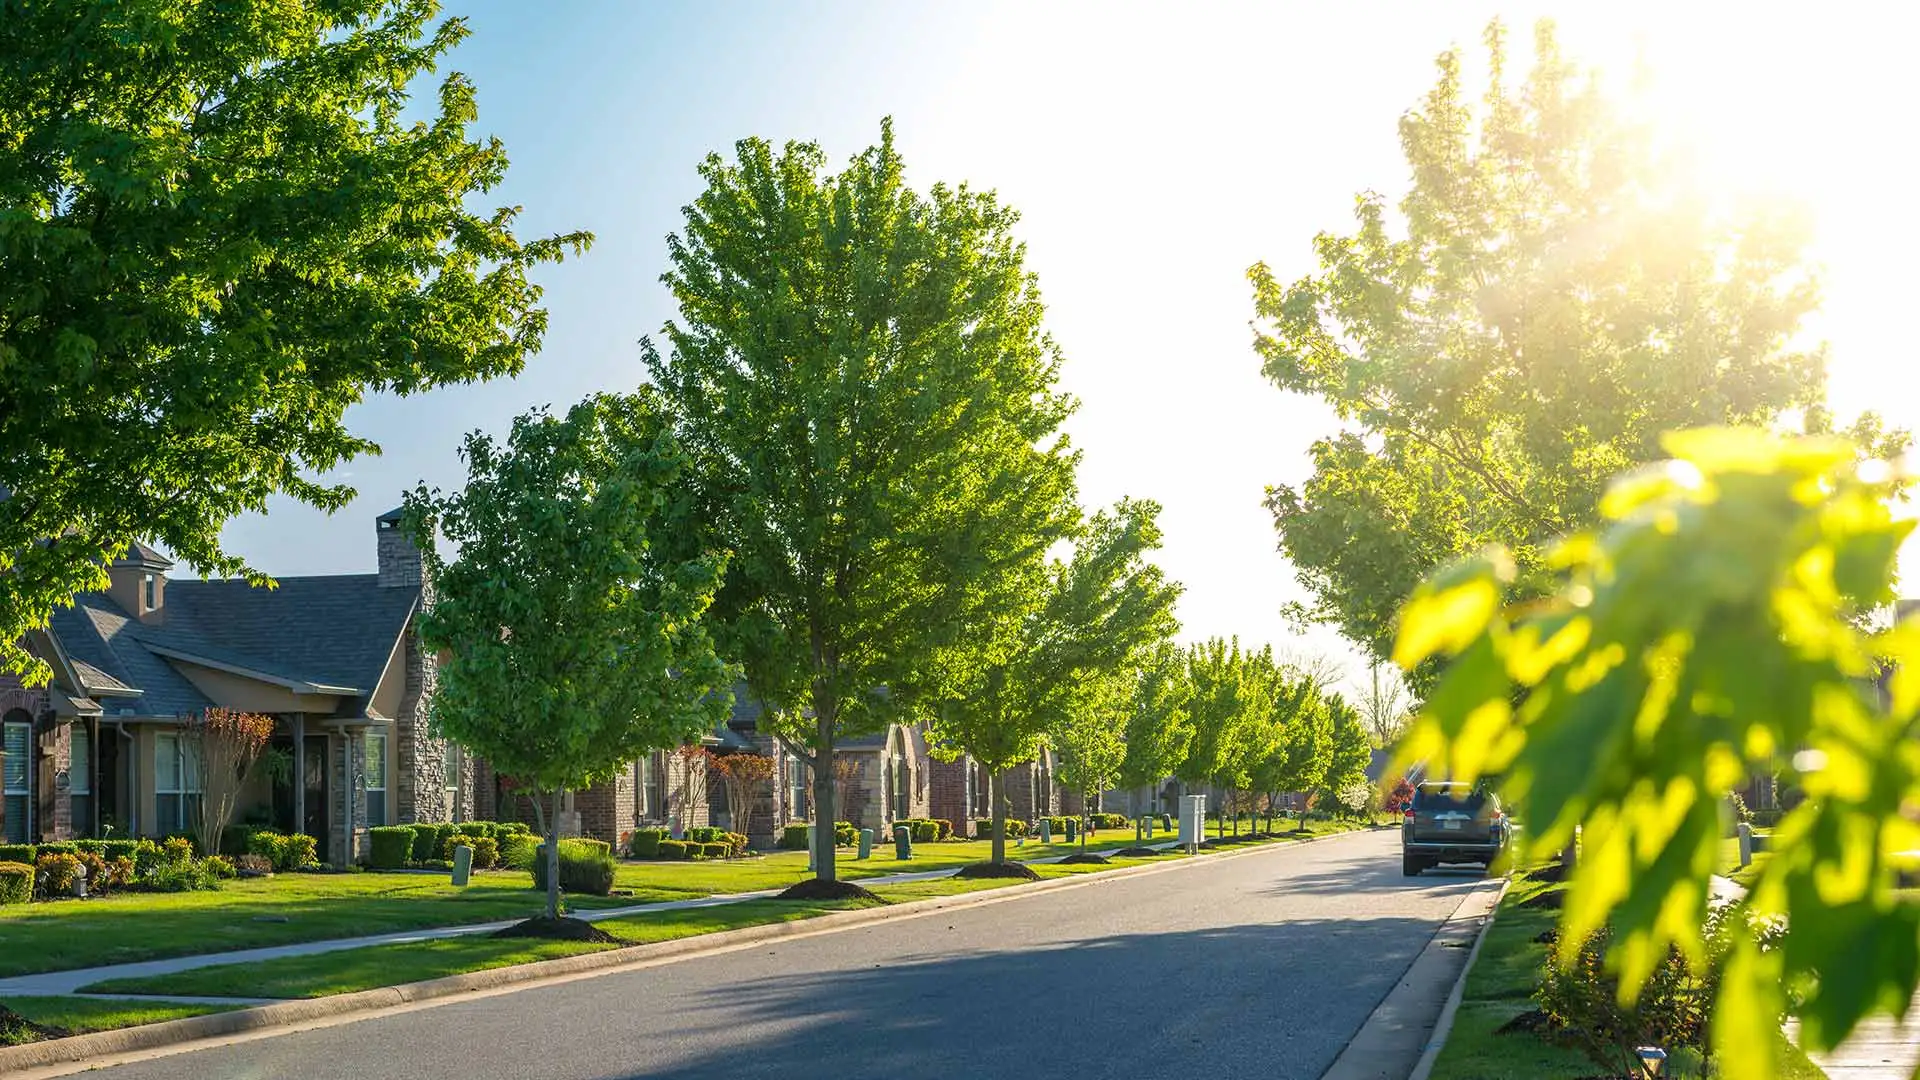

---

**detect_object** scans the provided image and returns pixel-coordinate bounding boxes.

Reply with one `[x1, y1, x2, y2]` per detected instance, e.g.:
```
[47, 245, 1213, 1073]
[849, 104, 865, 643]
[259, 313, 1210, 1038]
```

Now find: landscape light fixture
[1636, 1046, 1668, 1077]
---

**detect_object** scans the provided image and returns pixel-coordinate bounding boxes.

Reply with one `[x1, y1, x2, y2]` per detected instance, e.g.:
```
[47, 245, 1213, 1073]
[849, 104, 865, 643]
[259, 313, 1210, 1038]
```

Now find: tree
[1394, 427, 1917, 1078]
[644, 120, 1079, 887]
[401, 393, 731, 921]
[184, 707, 274, 857]
[933, 499, 1182, 867]
[1178, 638, 1267, 810]
[1359, 661, 1411, 748]
[0, 0, 589, 683]
[1049, 672, 1130, 849]
[711, 753, 775, 842]
[1316, 696, 1372, 820]
[1382, 777, 1416, 815]
[1118, 642, 1194, 807]
[670, 745, 712, 837]
[1251, 664, 1333, 829]
[1248, 20, 1894, 671]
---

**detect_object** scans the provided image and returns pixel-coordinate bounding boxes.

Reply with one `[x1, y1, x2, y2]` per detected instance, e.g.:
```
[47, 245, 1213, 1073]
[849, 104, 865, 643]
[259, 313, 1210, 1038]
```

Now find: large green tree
[644, 121, 1079, 884]
[1248, 20, 1890, 668]
[1118, 642, 1194, 799]
[1252, 663, 1334, 827]
[1048, 671, 1129, 851]
[932, 499, 1182, 866]
[0, 0, 587, 681]
[1178, 638, 1269, 809]
[401, 394, 731, 920]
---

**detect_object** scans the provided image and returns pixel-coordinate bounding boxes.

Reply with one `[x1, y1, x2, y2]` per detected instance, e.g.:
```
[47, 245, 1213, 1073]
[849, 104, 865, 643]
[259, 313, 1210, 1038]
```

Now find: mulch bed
[775, 878, 888, 903]
[954, 861, 1042, 881]
[1495, 1008, 1556, 1036]
[0, 1006, 68, 1046]
[1113, 847, 1163, 858]
[1058, 853, 1110, 865]
[491, 916, 629, 943]
[1529, 861, 1571, 883]
[1520, 889, 1566, 910]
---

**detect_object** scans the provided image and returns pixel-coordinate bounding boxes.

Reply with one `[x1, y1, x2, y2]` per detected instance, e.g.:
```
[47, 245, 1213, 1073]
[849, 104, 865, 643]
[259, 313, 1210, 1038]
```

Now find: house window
[3, 719, 30, 844]
[894, 755, 910, 819]
[142, 573, 156, 611]
[154, 732, 202, 833]
[364, 732, 388, 827]
[70, 725, 92, 836]
[444, 743, 461, 820]
[786, 754, 807, 820]
[637, 754, 655, 819]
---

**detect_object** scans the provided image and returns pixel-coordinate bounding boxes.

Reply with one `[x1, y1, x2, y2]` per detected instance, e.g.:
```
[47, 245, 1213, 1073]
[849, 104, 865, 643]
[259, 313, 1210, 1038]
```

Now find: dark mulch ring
[0, 1006, 69, 1045]
[1533, 928, 1559, 945]
[1058, 853, 1110, 865]
[492, 916, 630, 943]
[775, 878, 889, 903]
[955, 861, 1042, 881]
[1113, 847, 1163, 858]
[1495, 1008, 1556, 1036]
[1529, 861, 1571, 883]
[1520, 889, 1566, 910]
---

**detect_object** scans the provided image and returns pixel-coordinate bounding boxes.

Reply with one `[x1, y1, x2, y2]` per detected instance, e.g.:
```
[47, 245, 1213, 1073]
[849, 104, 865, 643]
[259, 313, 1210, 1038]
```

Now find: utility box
[858, 828, 873, 859]
[894, 824, 913, 860]
[1037, 818, 1051, 843]
[1179, 795, 1207, 852]
[451, 844, 473, 887]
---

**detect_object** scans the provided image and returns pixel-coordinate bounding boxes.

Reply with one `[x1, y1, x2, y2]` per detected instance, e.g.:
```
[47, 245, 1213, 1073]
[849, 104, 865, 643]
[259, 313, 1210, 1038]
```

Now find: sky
[214, 2, 1920, 699]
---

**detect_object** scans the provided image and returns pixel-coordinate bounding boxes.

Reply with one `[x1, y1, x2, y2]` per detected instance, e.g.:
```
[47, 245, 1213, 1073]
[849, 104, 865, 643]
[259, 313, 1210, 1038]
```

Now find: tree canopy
[1119, 642, 1194, 791]
[1247, 19, 1892, 669]
[0, 0, 587, 682]
[1396, 427, 1918, 1078]
[401, 393, 730, 917]
[643, 119, 1079, 882]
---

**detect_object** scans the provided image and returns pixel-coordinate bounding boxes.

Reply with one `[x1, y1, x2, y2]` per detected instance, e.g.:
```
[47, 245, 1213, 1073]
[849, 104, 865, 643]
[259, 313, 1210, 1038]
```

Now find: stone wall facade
[327, 731, 370, 866]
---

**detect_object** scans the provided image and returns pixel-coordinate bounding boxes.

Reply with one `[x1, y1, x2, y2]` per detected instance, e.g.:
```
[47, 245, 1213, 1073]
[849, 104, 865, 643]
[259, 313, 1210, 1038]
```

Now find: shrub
[724, 831, 749, 856]
[433, 823, 458, 859]
[908, 820, 938, 843]
[0, 843, 35, 864]
[1750, 809, 1783, 828]
[629, 828, 667, 858]
[99, 856, 134, 890]
[531, 839, 615, 896]
[455, 822, 495, 840]
[659, 839, 691, 860]
[688, 826, 723, 844]
[245, 830, 286, 866]
[929, 818, 952, 840]
[131, 839, 165, 875]
[972, 818, 1027, 839]
[74, 839, 106, 855]
[37, 841, 77, 856]
[696, 841, 730, 859]
[235, 853, 274, 876]
[498, 832, 539, 871]
[205, 855, 237, 879]
[160, 831, 198, 855]
[497, 821, 532, 837]
[279, 833, 318, 870]
[0, 861, 32, 905]
[442, 833, 499, 869]
[1091, 812, 1130, 830]
[409, 823, 441, 862]
[101, 839, 139, 862]
[161, 836, 195, 865]
[778, 824, 810, 850]
[144, 859, 221, 892]
[834, 821, 856, 847]
[368, 826, 415, 869]
[36, 851, 84, 897]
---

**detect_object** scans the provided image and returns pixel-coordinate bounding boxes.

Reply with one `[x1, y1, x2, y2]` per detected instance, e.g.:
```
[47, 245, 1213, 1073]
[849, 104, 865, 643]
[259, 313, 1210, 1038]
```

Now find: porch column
[292, 714, 305, 836]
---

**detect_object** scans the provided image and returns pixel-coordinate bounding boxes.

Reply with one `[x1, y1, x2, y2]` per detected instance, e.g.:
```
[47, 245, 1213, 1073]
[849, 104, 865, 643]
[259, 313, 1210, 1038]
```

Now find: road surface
[81, 830, 1490, 1080]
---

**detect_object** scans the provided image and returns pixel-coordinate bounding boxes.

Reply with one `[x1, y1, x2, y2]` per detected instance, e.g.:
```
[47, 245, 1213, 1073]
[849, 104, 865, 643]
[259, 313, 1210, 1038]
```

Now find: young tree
[1118, 643, 1194, 806]
[1316, 696, 1372, 821]
[710, 753, 776, 841]
[644, 120, 1079, 887]
[1049, 672, 1130, 850]
[0, 0, 589, 683]
[933, 499, 1182, 868]
[1248, 662, 1331, 830]
[1249, 20, 1897, 671]
[1359, 661, 1411, 748]
[1178, 638, 1267, 813]
[184, 708, 275, 857]
[670, 745, 712, 837]
[402, 393, 731, 922]
[1394, 427, 1917, 1077]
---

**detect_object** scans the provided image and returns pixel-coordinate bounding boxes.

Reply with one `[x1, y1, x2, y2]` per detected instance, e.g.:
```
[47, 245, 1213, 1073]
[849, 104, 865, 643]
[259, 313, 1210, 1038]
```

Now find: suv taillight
[1404, 809, 1416, 820]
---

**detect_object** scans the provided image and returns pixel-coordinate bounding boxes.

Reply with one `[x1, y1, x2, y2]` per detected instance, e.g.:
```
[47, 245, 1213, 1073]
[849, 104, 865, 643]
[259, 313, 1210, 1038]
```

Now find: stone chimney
[375, 506, 423, 590]
[106, 543, 172, 624]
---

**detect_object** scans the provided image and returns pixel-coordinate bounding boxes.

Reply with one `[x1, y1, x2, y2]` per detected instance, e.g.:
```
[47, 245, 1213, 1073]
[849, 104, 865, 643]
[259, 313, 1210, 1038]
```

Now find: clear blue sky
[216, 2, 1919, 696]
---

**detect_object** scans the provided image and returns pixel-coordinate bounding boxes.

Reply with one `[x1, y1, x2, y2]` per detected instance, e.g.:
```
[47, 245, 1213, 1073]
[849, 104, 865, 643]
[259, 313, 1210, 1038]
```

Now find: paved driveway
[79, 830, 1491, 1080]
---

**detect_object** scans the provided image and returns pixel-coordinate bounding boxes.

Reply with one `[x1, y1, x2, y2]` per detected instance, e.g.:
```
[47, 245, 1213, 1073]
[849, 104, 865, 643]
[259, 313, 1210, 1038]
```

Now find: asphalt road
[87, 829, 1489, 1080]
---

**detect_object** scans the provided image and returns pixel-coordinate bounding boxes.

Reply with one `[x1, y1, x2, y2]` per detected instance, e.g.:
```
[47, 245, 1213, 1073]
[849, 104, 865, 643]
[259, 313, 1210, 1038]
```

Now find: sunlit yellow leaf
[1393, 575, 1500, 669]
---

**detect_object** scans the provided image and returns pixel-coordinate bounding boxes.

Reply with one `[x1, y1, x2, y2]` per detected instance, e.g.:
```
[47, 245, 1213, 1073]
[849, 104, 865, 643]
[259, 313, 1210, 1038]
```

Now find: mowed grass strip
[81, 899, 877, 1000]
[0, 996, 240, 1046]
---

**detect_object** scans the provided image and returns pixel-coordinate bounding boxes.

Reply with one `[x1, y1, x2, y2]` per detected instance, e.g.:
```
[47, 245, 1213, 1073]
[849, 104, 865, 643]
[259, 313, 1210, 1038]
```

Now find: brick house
[0, 510, 464, 864]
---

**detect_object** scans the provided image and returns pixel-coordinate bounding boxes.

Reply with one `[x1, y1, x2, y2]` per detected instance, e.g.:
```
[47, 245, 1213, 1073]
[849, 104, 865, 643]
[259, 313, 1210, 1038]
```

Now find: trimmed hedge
[629, 828, 666, 858]
[37, 841, 77, 856]
[497, 821, 532, 837]
[455, 822, 495, 840]
[1090, 812, 1131, 830]
[0, 843, 35, 864]
[0, 861, 32, 905]
[369, 826, 414, 869]
[659, 839, 691, 860]
[688, 826, 722, 844]
[409, 823, 440, 862]
[696, 841, 730, 858]
[778, 824, 810, 850]
[531, 839, 614, 895]
[971, 818, 1029, 839]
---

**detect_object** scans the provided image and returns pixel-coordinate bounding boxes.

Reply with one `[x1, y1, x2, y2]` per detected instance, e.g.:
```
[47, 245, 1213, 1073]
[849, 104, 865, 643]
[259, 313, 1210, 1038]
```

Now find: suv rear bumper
[1404, 840, 1503, 863]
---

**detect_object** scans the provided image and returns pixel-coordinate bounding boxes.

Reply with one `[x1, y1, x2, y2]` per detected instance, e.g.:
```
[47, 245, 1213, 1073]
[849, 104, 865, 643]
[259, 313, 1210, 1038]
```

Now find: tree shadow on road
[600, 915, 1457, 1080]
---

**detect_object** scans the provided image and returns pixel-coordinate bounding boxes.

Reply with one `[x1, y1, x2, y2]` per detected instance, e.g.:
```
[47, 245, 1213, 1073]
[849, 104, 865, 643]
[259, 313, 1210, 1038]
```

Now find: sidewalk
[0, 843, 1182, 1000]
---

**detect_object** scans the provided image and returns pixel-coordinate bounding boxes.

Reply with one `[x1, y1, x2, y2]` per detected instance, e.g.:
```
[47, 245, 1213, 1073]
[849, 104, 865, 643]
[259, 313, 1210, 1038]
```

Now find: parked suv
[1402, 781, 1508, 876]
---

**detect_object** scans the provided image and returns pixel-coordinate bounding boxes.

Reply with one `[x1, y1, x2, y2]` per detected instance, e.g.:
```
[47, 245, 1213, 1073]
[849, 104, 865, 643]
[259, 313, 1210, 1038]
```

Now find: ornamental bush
[778, 824, 810, 850]
[369, 826, 415, 869]
[696, 841, 730, 859]
[929, 818, 953, 840]
[498, 832, 539, 871]
[497, 821, 532, 837]
[205, 855, 237, 879]
[409, 823, 440, 862]
[144, 859, 221, 892]
[659, 839, 690, 860]
[0, 844, 35, 864]
[161, 836, 194, 865]
[531, 839, 614, 896]
[131, 839, 164, 875]
[629, 828, 666, 858]
[906, 820, 938, 843]
[455, 822, 495, 840]
[834, 821, 857, 847]
[37, 841, 76, 856]
[74, 839, 105, 855]
[279, 833, 318, 870]
[35, 852, 83, 897]
[724, 831, 749, 856]
[688, 826, 723, 844]
[442, 833, 499, 869]
[0, 861, 31, 905]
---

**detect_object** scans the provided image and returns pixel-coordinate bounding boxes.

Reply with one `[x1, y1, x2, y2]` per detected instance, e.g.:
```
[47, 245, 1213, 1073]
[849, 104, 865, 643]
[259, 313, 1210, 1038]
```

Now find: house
[0, 510, 463, 864]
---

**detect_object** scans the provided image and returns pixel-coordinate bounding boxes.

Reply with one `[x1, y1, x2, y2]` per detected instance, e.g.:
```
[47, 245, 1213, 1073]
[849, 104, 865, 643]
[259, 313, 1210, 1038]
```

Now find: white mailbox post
[1179, 794, 1207, 854]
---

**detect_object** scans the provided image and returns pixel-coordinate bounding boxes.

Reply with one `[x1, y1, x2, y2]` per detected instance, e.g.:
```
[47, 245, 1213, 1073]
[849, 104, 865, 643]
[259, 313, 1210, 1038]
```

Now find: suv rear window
[1413, 784, 1489, 812]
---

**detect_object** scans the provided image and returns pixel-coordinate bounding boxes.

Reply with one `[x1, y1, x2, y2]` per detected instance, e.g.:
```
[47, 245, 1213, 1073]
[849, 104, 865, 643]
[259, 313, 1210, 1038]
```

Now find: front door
[302, 734, 328, 841]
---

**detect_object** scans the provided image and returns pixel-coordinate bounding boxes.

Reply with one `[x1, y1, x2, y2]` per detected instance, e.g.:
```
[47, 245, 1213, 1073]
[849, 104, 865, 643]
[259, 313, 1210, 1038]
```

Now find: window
[154, 732, 202, 832]
[364, 732, 388, 827]
[69, 725, 91, 836]
[444, 743, 461, 820]
[142, 573, 156, 611]
[786, 754, 807, 820]
[894, 756, 910, 819]
[637, 754, 654, 819]
[4, 719, 29, 844]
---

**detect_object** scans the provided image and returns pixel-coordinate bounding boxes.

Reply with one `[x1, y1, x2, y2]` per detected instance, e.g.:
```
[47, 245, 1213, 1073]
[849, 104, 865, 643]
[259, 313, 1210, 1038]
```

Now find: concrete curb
[1, 824, 1380, 1076]
[1405, 876, 1511, 1080]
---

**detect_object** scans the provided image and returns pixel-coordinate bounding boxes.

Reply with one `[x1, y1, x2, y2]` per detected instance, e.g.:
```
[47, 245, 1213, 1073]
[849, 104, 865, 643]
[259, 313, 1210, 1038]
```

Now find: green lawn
[1430, 872, 1826, 1080]
[1716, 834, 1774, 890]
[1, 996, 238, 1046]
[0, 872, 646, 979]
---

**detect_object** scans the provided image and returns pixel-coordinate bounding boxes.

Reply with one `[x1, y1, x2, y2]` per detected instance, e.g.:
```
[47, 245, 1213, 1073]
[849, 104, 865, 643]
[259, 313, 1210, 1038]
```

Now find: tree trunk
[529, 791, 560, 921]
[991, 768, 1007, 865]
[813, 713, 837, 883]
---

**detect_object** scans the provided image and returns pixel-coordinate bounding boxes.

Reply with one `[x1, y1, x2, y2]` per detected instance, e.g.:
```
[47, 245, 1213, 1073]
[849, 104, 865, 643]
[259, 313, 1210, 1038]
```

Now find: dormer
[106, 542, 173, 624]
